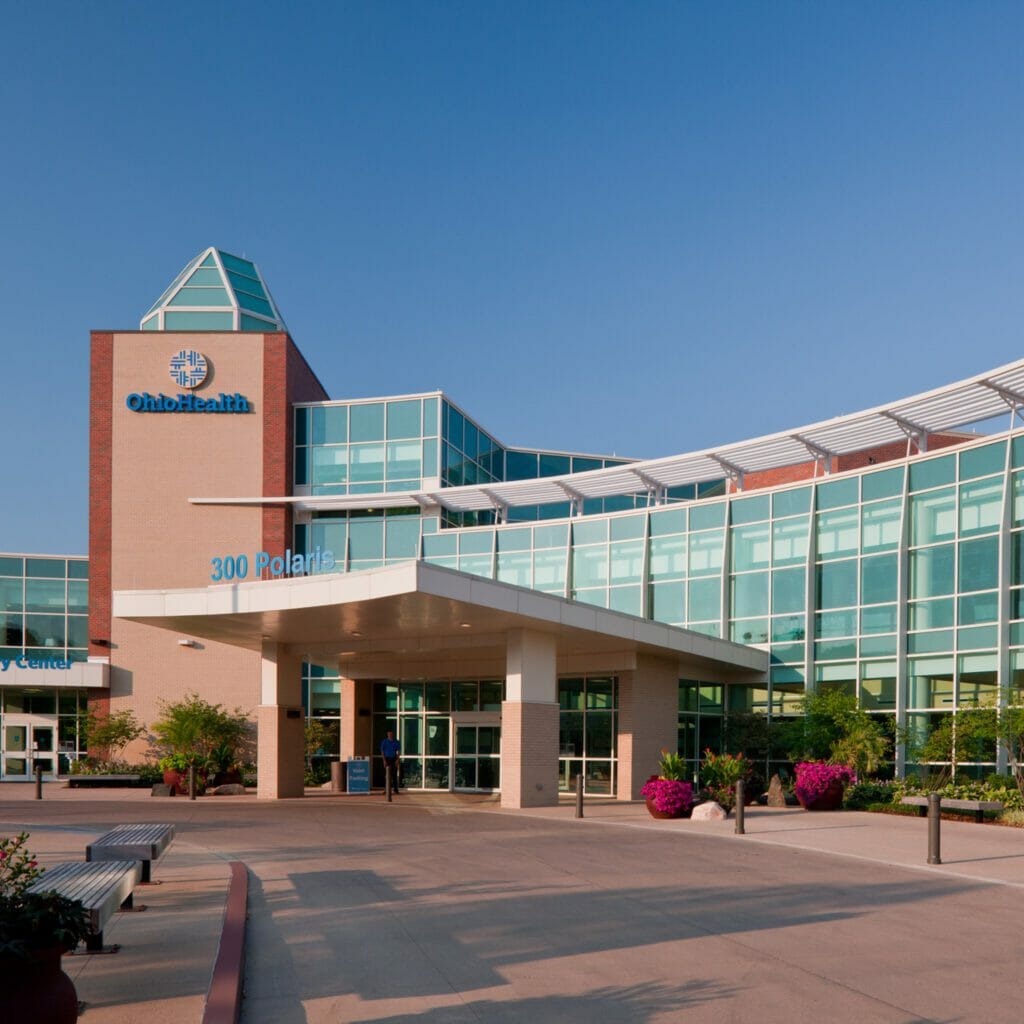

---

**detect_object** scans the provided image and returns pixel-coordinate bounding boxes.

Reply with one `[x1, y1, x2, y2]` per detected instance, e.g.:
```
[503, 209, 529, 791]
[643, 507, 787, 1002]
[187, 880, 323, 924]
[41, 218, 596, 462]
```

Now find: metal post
[575, 772, 584, 819]
[386, 764, 393, 803]
[927, 792, 941, 864]
[34, 763, 43, 800]
[734, 779, 745, 834]
[189, 764, 196, 801]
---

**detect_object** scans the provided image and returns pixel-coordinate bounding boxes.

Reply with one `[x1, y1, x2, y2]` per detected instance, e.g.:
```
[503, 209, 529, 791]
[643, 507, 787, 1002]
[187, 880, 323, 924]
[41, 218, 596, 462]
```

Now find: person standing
[380, 729, 401, 794]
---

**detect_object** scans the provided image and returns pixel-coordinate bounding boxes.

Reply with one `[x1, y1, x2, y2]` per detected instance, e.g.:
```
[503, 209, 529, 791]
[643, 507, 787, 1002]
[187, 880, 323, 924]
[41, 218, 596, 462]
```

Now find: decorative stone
[690, 800, 728, 821]
[151, 783, 175, 797]
[767, 774, 787, 807]
[211, 783, 246, 796]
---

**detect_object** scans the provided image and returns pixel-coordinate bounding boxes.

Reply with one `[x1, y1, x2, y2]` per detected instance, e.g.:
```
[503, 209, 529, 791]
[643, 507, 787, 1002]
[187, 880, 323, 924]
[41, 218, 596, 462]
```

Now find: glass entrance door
[453, 725, 500, 791]
[3, 721, 56, 780]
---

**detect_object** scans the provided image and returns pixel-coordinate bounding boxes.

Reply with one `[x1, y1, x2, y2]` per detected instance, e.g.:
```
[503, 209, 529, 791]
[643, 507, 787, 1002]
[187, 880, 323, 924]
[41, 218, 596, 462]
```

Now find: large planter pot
[0, 945, 79, 1023]
[644, 797, 692, 820]
[797, 779, 846, 811]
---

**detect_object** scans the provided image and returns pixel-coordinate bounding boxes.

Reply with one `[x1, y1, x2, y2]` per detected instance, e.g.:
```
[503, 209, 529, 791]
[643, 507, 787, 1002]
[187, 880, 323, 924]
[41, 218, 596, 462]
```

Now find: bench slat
[30, 861, 142, 936]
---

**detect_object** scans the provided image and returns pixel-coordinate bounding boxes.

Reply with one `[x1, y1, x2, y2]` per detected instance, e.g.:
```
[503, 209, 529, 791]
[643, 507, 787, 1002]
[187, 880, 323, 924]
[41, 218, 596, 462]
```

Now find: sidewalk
[2, 783, 1023, 1023]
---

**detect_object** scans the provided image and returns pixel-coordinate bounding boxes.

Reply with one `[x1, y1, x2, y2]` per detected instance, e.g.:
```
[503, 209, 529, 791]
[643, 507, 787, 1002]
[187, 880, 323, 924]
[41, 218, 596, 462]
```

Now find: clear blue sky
[3, 1, 1024, 554]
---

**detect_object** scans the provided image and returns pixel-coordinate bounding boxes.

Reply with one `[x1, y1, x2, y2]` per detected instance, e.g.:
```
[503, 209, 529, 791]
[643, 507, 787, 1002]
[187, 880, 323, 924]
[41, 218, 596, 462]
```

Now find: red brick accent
[88, 332, 113, 661]
[731, 431, 974, 493]
[260, 333, 328, 558]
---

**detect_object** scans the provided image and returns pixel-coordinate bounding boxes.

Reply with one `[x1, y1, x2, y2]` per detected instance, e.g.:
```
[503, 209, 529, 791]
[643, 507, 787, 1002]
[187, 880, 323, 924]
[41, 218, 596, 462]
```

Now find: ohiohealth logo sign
[169, 350, 209, 389]
[125, 348, 252, 414]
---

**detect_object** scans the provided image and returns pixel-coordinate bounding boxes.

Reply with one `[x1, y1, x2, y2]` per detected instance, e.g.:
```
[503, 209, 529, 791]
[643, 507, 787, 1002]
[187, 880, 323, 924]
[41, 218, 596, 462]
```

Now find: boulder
[151, 783, 175, 797]
[690, 800, 728, 821]
[211, 783, 246, 796]
[767, 774, 788, 808]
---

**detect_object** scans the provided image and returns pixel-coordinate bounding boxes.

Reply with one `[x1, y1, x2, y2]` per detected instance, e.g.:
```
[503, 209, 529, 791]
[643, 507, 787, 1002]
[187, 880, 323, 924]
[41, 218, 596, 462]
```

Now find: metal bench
[30, 860, 143, 952]
[87, 823, 176, 882]
[901, 795, 1003, 823]
[67, 774, 143, 788]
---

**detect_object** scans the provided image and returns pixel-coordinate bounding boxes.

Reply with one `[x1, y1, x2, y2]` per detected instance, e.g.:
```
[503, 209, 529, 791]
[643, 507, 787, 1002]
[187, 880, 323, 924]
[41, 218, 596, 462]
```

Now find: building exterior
[4, 246, 1024, 805]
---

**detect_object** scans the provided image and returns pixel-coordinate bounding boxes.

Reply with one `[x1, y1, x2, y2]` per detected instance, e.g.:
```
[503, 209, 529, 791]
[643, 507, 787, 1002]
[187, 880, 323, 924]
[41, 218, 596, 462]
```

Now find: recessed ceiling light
[459, 622, 472, 628]
[351, 631, 363, 637]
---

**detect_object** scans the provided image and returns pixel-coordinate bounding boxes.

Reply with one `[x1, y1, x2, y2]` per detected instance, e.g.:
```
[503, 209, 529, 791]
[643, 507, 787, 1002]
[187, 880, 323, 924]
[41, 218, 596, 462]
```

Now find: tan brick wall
[256, 705, 305, 798]
[500, 700, 559, 808]
[617, 654, 679, 800]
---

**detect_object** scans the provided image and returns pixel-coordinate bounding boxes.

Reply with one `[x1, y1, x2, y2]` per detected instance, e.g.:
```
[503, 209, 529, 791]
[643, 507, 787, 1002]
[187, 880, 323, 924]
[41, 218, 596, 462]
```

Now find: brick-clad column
[339, 677, 372, 760]
[501, 629, 559, 808]
[617, 653, 679, 800]
[257, 641, 305, 799]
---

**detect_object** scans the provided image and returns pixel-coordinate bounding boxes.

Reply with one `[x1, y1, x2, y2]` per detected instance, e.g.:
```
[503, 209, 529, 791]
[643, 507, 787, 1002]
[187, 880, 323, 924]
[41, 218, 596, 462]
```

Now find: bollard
[189, 764, 196, 801]
[330, 760, 343, 792]
[575, 772, 584, 819]
[386, 764, 393, 803]
[34, 763, 43, 800]
[927, 791, 942, 864]
[734, 778, 745, 835]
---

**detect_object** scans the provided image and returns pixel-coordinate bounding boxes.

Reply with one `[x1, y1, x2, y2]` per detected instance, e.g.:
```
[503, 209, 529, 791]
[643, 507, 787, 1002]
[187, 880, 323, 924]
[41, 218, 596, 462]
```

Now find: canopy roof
[193, 358, 1024, 516]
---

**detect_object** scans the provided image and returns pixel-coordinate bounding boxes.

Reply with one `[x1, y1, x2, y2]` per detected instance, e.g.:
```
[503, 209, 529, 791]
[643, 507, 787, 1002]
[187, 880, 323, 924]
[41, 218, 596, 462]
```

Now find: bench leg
[141, 861, 151, 883]
[918, 806, 927, 818]
[976, 809, 984, 824]
[86, 931, 104, 952]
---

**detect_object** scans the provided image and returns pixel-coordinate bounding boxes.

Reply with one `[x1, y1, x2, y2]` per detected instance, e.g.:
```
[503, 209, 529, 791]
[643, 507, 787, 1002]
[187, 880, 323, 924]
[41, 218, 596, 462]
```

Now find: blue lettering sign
[1, 656, 72, 671]
[347, 759, 371, 794]
[210, 548, 335, 582]
[126, 392, 251, 413]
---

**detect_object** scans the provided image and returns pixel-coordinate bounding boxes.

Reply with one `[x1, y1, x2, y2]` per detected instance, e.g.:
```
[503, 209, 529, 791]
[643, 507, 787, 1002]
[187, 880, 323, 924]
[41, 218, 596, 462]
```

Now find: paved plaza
[2, 785, 1023, 1023]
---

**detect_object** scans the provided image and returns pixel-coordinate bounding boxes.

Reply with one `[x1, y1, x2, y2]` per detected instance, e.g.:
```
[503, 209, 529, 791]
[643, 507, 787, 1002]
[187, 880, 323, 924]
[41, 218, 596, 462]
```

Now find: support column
[501, 629, 559, 809]
[257, 641, 305, 799]
[339, 676, 372, 760]
[617, 653, 679, 800]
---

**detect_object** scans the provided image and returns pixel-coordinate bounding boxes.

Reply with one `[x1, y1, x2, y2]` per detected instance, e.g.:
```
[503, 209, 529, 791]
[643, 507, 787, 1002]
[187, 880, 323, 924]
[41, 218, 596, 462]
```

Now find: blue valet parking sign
[347, 758, 371, 794]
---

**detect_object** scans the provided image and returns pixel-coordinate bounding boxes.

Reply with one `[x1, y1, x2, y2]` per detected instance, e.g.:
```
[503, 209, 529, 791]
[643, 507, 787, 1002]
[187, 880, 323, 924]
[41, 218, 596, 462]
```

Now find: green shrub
[898, 777, 1023, 811]
[844, 780, 899, 810]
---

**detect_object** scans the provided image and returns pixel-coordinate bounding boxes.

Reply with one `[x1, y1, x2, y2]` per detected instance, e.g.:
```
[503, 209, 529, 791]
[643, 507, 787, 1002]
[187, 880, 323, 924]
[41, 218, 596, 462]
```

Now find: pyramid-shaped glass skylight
[140, 247, 286, 332]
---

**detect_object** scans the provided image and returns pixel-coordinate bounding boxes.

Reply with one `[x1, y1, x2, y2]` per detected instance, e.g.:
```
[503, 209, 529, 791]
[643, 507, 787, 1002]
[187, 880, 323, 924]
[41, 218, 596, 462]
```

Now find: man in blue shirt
[380, 729, 401, 794]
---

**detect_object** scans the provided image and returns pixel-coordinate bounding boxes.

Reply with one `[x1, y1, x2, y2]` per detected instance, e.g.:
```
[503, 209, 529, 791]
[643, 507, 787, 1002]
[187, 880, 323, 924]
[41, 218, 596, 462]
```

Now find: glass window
[349, 519, 384, 562]
[386, 400, 421, 440]
[959, 536, 998, 593]
[816, 478, 858, 510]
[689, 503, 725, 531]
[908, 630, 954, 654]
[909, 597, 955, 631]
[25, 558, 64, 579]
[67, 561, 88, 581]
[909, 455, 955, 492]
[573, 545, 608, 589]
[533, 549, 567, 592]
[730, 495, 770, 525]
[312, 446, 348, 485]
[772, 516, 809, 567]
[649, 508, 686, 536]
[731, 522, 770, 571]
[772, 487, 811, 519]
[732, 619, 768, 644]
[349, 444, 385, 484]
[862, 499, 902, 553]
[959, 478, 1003, 537]
[860, 660, 897, 710]
[610, 515, 645, 541]
[350, 403, 385, 442]
[649, 534, 686, 581]
[687, 577, 720, 622]
[816, 609, 858, 638]
[771, 616, 805, 643]
[24, 579, 65, 613]
[908, 656, 954, 709]
[959, 591, 998, 626]
[861, 604, 897, 634]
[816, 508, 859, 560]
[816, 559, 858, 609]
[609, 540, 644, 584]
[910, 487, 955, 545]
[689, 529, 724, 577]
[861, 553, 897, 605]
[452, 681, 478, 711]
[386, 441, 421, 481]
[312, 405, 347, 445]
[861, 467, 904, 502]
[771, 568, 805, 614]
[909, 544, 955, 599]
[385, 518, 421, 560]
[573, 520, 607, 546]
[731, 572, 768, 619]
[650, 582, 684, 623]
[959, 441, 1006, 481]
[24, 614, 65, 648]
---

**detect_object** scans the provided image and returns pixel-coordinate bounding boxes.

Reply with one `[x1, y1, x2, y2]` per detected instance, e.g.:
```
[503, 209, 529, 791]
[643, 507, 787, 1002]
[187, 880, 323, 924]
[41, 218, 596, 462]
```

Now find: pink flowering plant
[794, 762, 857, 805]
[0, 832, 89, 959]
[641, 776, 695, 815]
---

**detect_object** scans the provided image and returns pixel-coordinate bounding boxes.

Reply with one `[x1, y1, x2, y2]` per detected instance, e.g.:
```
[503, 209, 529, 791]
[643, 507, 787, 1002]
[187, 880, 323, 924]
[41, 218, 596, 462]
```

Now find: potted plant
[699, 749, 751, 813]
[0, 832, 90, 1023]
[794, 762, 857, 810]
[152, 693, 251, 795]
[640, 749, 695, 819]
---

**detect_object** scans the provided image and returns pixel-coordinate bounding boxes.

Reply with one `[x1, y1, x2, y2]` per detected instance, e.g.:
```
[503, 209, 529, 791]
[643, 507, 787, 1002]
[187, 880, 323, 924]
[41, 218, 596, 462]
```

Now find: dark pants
[384, 757, 401, 792]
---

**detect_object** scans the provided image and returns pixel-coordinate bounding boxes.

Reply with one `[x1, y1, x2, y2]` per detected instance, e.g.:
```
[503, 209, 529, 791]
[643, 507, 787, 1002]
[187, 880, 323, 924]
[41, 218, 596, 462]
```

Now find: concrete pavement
[2, 783, 1022, 1023]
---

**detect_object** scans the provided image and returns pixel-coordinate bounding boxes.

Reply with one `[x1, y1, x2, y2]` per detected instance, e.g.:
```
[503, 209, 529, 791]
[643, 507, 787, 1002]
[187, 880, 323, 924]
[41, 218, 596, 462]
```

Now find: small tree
[789, 689, 890, 776]
[84, 709, 145, 762]
[305, 720, 339, 770]
[151, 693, 251, 773]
